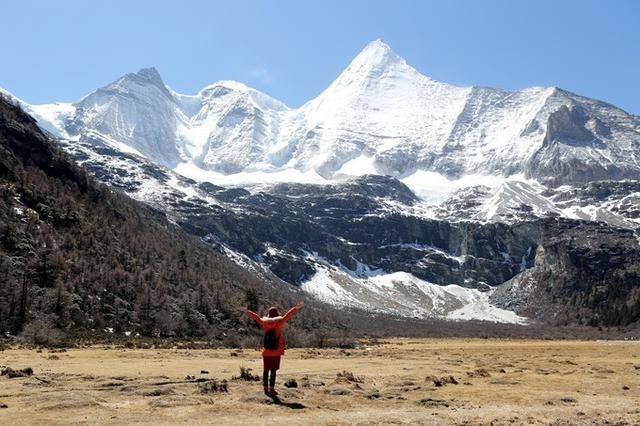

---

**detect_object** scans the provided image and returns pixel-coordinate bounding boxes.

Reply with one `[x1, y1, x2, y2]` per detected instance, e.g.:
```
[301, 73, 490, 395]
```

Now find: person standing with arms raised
[242, 301, 304, 396]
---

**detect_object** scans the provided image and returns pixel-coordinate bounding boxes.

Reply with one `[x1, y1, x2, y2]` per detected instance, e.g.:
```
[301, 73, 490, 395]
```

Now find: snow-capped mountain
[2, 39, 640, 326]
[6, 39, 640, 188]
[70, 67, 184, 165]
[185, 81, 288, 173]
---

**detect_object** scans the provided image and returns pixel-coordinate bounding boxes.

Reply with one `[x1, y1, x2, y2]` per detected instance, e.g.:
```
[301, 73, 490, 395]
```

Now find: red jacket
[245, 306, 299, 356]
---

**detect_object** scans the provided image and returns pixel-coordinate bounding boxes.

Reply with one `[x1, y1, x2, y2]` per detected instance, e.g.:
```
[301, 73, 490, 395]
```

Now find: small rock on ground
[327, 386, 352, 396]
[284, 378, 298, 388]
[418, 398, 449, 408]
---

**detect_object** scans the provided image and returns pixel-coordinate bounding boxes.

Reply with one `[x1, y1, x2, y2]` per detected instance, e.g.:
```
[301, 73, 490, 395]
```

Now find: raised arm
[242, 308, 264, 326]
[281, 301, 304, 323]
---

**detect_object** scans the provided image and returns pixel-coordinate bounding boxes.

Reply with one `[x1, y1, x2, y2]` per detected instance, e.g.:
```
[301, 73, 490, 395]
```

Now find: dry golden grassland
[1, 338, 639, 425]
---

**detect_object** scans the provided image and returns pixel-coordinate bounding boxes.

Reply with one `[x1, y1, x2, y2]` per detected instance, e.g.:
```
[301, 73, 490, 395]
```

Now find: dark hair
[268, 307, 280, 318]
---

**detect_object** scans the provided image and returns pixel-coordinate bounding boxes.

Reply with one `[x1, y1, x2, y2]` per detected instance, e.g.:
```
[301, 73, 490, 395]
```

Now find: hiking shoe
[269, 388, 278, 396]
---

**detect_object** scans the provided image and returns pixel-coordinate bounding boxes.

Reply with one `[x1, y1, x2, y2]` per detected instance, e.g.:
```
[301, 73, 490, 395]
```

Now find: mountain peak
[136, 67, 162, 81]
[197, 80, 289, 111]
[348, 39, 406, 73]
[110, 67, 167, 92]
[199, 80, 252, 94]
[128, 67, 165, 86]
[97, 66, 173, 100]
[363, 38, 393, 54]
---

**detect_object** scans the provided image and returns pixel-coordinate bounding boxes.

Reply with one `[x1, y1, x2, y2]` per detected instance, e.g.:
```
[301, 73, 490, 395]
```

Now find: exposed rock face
[492, 219, 640, 325]
[165, 175, 536, 287]
[434, 179, 640, 230]
[546, 181, 640, 226]
[545, 105, 603, 148]
[526, 96, 640, 186]
[175, 178, 640, 325]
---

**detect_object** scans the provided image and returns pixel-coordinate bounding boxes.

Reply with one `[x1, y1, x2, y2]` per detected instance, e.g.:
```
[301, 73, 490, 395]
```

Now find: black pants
[263, 369, 276, 388]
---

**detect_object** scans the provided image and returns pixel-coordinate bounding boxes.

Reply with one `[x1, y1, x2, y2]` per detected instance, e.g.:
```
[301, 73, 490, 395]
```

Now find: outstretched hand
[295, 300, 305, 309]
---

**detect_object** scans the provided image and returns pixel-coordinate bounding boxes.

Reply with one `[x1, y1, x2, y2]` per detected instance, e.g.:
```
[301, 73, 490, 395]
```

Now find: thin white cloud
[248, 66, 273, 85]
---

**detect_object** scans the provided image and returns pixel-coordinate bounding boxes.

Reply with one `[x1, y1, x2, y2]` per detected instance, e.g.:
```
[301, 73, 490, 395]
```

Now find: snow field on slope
[174, 161, 327, 185]
[300, 263, 527, 324]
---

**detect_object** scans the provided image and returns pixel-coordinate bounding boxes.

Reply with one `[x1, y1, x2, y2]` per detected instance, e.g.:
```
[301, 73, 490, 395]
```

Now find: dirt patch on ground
[34, 391, 106, 411]
[148, 394, 205, 408]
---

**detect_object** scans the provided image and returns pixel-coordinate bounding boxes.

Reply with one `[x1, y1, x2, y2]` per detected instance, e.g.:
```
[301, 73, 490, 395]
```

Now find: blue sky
[3, 0, 639, 113]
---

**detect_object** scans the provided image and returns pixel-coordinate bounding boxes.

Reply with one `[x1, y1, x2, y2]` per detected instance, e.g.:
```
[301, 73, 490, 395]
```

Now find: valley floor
[1, 339, 639, 425]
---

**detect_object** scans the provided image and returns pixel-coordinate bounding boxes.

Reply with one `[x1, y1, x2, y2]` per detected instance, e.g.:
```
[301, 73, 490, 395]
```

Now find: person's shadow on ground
[269, 395, 306, 409]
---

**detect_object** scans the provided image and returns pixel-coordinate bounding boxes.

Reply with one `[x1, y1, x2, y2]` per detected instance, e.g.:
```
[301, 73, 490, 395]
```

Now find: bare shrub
[283, 328, 306, 348]
[336, 370, 363, 383]
[233, 366, 260, 382]
[427, 375, 459, 387]
[337, 337, 358, 349]
[467, 368, 491, 378]
[418, 398, 449, 407]
[361, 336, 382, 346]
[1, 367, 33, 378]
[306, 330, 331, 348]
[199, 379, 228, 394]
[222, 333, 259, 349]
[19, 317, 65, 347]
